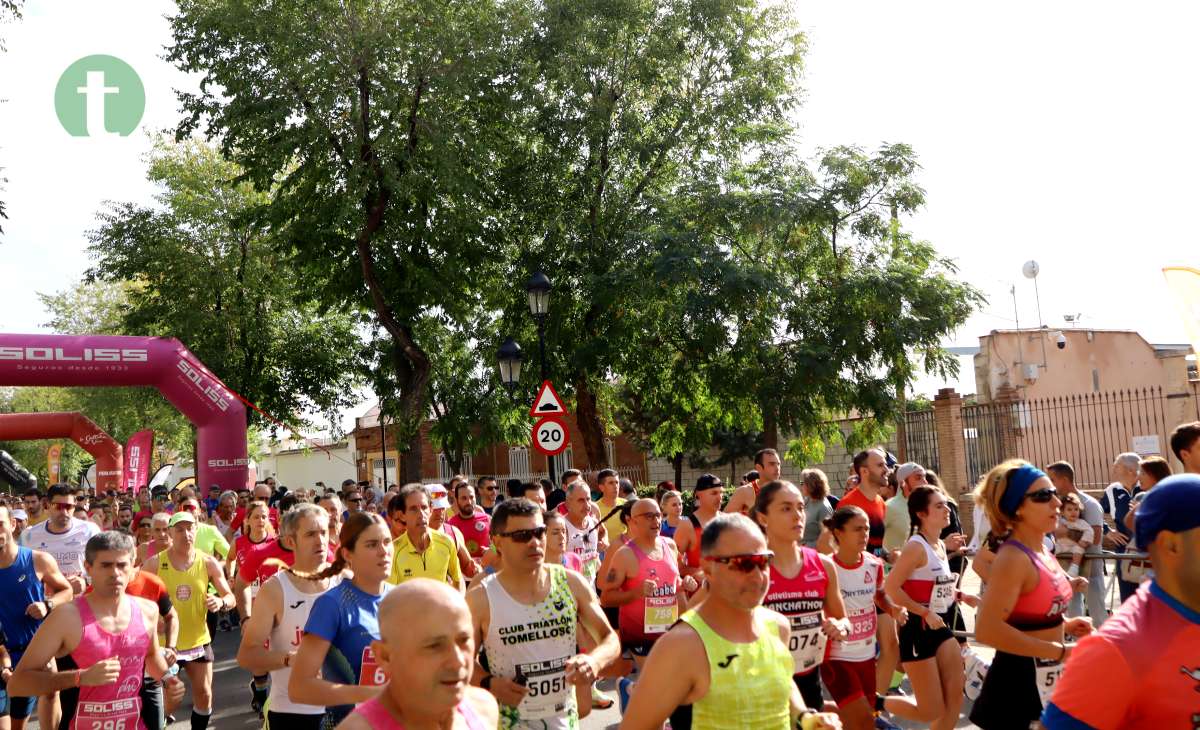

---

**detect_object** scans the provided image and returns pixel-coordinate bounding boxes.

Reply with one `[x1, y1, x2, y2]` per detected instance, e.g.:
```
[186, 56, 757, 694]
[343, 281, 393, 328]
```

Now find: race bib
[359, 646, 388, 687]
[644, 595, 678, 634]
[74, 697, 140, 730]
[788, 612, 827, 673]
[929, 573, 957, 615]
[515, 656, 571, 720]
[840, 606, 877, 653]
[1034, 657, 1064, 707]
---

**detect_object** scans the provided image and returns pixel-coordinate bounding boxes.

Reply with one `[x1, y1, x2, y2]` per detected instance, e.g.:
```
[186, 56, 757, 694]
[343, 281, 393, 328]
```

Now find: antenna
[1023, 260, 1047, 368]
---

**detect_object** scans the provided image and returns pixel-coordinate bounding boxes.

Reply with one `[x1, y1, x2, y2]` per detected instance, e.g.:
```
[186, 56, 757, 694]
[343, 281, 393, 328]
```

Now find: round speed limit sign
[532, 416, 570, 456]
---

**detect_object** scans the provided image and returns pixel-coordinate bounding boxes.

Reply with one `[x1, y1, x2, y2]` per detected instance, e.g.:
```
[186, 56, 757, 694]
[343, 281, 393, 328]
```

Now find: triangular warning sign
[529, 380, 566, 417]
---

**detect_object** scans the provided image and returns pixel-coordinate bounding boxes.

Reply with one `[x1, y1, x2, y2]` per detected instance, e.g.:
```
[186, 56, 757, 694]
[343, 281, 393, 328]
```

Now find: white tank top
[482, 565, 578, 726]
[830, 554, 883, 662]
[901, 535, 956, 614]
[563, 515, 599, 581]
[268, 571, 339, 715]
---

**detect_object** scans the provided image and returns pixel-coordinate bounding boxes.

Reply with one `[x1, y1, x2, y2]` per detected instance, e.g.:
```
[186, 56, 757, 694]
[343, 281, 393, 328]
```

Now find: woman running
[970, 460, 1092, 729]
[751, 480, 850, 713]
[882, 485, 965, 730]
[822, 506, 906, 730]
[658, 490, 698, 575]
[226, 501, 273, 590]
[288, 511, 394, 724]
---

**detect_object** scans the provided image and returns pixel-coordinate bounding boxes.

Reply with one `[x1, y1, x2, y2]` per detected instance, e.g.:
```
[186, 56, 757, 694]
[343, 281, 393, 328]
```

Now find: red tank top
[618, 537, 680, 644]
[1002, 539, 1073, 630]
[764, 546, 829, 675]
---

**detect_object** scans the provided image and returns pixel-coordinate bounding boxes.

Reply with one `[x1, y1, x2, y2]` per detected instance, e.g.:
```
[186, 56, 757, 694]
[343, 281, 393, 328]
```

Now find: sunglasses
[138, 522, 151, 529]
[346, 498, 362, 503]
[1026, 487, 1058, 504]
[50, 502, 75, 512]
[483, 486, 498, 491]
[705, 551, 774, 572]
[497, 526, 548, 543]
[182, 504, 199, 513]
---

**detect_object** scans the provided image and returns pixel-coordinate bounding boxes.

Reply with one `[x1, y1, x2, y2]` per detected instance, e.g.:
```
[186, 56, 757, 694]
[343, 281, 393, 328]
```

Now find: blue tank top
[0, 547, 46, 652]
[660, 520, 678, 539]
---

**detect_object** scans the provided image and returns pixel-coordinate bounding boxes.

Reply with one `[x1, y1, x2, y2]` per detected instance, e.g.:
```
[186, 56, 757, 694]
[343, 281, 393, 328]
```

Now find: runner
[600, 498, 693, 709]
[21, 490, 46, 527]
[121, 562, 182, 730]
[229, 501, 274, 616]
[288, 512, 393, 724]
[620, 513, 841, 730]
[477, 477, 501, 516]
[596, 469, 627, 545]
[137, 513, 171, 566]
[467, 497, 621, 730]
[822, 507, 905, 730]
[335, 579, 499, 730]
[317, 494, 344, 552]
[724, 448, 782, 516]
[968, 461, 1090, 728]
[8, 531, 172, 730]
[210, 491, 238, 543]
[0, 503, 72, 730]
[563, 481, 604, 582]
[521, 483, 547, 509]
[751, 481, 850, 713]
[684, 475, 724, 582]
[1043, 473, 1200, 727]
[20, 484, 101, 597]
[448, 482, 492, 561]
[237, 504, 337, 730]
[387, 484, 462, 589]
[881, 486, 966, 730]
[143, 511, 235, 730]
[657, 491, 697, 568]
[427, 484, 478, 579]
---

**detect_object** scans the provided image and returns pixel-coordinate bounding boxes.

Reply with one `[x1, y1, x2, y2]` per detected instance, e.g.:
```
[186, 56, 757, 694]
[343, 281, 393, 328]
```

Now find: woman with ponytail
[968, 460, 1091, 729]
[288, 511, 394, 724]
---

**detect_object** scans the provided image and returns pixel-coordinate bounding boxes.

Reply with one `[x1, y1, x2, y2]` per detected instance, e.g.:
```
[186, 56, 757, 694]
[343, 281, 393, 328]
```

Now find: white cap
[424, 483, 451, 510]
[11, 509, 27, 521]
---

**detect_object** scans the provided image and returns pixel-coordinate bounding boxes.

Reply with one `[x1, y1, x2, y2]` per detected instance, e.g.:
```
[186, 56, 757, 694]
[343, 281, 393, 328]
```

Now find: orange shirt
[839, 488, 887, 554]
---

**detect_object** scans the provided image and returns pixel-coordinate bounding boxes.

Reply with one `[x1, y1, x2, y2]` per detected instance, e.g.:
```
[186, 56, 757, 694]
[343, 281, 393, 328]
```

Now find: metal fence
[962, 402, 1007, 486]
[902, 408, 940, 474]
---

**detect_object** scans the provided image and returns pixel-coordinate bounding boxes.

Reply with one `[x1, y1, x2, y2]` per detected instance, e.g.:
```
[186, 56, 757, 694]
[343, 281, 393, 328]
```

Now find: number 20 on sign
[532, 415, 570, 456]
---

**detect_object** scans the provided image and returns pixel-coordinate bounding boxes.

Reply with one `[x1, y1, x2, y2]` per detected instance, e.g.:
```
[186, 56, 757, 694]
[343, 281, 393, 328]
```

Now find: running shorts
[821, 658, 876, 705]
[898, 613, 954, 663]
[970, 650, 1044, 729]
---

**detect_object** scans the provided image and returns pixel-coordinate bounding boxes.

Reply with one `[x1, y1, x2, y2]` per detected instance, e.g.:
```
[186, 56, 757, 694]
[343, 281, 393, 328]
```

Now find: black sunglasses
[1025, 487, 1058, 504]
[704, 551, 774, 572]
[497, 526, 548, 543]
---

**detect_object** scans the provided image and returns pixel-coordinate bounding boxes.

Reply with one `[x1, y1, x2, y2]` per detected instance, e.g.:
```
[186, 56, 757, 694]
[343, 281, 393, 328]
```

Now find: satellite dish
[1022, 260, 1040, 279]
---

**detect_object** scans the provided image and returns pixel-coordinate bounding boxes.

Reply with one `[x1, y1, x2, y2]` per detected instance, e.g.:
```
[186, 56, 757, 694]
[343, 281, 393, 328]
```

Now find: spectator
[1046, 461, 1108, 626]
[1103, 452, 1142, 601]
[884, 462, 925, 555]
[798, 468, 833, 549]
[1057, 493, 1093, 578]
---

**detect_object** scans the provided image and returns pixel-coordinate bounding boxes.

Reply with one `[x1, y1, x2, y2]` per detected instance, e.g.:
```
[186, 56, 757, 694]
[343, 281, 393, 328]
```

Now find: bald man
[335, 579, 499, 729]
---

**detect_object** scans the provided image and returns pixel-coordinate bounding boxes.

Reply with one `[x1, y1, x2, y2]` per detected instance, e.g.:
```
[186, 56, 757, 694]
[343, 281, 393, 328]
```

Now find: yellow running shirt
[388, 530, 462, 587]
[599, 498, 627, 542]
[158, 550, 211, 651]
[680, 606, 794, 730]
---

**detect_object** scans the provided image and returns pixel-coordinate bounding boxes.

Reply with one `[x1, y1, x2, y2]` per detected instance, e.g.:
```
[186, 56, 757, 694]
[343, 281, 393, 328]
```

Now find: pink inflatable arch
[0, 412, 122, 491]
[0, 334, 248, 496]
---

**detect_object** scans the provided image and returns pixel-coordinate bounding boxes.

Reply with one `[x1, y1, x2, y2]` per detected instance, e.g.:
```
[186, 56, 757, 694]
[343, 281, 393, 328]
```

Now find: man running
[238, 504, 336, 730]
[144, 511, 235, 730]
[335, 579, 499, 729]
[8, 531, 172, 730]
[724, 448, 782, 516]
[563, 481, 604, 582]
[683, 475, 724, 581]
[21, 490, 47, 527]
[427, 484, 477, 579]
[1043, 473, 1200, 728]
[477, 476, 501, 516]
[596, 470, 626, 545]
[448, 482, 491, 560]
[388, 484, 462, 589]
[467, 498, 620, 729]
[20, 484, 101, 597]
[620, 514, 841, 729]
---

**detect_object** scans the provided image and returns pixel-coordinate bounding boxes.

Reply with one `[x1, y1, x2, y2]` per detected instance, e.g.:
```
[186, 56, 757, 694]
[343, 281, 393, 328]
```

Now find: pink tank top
[70, 595, 151, 730]
[1002, 539, 1073, 630]
[764, 546, 829, 675]
[351, 693, 488, 729]
[618, 537, 680, 644]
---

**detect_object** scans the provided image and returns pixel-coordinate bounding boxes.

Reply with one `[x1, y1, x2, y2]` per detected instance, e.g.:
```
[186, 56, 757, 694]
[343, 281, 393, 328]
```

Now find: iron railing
[902, 409, 940, 474]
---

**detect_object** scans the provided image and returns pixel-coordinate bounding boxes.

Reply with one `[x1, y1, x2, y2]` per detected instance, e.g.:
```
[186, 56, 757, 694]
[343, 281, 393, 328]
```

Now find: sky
[0, 1, 1195, 423]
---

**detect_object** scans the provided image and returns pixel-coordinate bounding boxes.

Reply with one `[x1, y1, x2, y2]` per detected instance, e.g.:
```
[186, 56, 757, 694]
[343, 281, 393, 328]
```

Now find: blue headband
[1000, 464, 1047, 516]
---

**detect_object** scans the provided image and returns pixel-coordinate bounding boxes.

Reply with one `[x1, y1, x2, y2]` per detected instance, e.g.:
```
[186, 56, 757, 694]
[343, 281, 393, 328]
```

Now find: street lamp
[526, 271, 552, 379]
[497, 337, 524, 396]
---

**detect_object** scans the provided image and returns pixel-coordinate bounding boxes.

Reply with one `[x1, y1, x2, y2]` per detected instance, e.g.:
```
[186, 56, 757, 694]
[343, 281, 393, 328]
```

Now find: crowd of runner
[0, 421, 1198, 729]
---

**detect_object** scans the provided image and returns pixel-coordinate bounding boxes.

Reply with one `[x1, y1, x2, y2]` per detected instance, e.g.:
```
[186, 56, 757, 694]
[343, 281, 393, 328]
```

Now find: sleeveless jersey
[351, 693, 489, 730]
[157, 551, 211, 650]
[685, 514, 704, 570]
[680, 607, 793, 730]
[0, 547, 46, 653]
[269, 571, 338, 715]
[563, 515, 600, 582]
[70, 594, 150, 730]
[482, 565, 578, 729]
[618, 537, 680, 645]
[763, 547, 828, 675]
[737, 480, 762, 515]
[830, 553, 884, 662]
[839, 489, 886, 555]
[900, 535, 956, 615]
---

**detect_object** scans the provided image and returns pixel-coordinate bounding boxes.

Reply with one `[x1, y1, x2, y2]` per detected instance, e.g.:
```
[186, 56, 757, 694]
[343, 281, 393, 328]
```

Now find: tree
[86, 138, 364, 433]
[168, 0, 525, 481]
[0, 0, 24, 235]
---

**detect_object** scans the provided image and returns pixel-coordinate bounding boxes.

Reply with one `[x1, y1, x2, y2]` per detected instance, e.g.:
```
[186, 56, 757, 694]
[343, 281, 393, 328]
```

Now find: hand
[957, 592, 980, 609]
[1064, 616, 1094, 639]
[681, 575, 698, 593]
[67, 574, 87, 596]
[0, 667, 12, 683]
[80, 657, 122, 687]
[944, 533, 966, 552]
[641, 580, 657, 597]
[810, 712, 844, 729]
[488, 676, 529, 706]
[26, 601, 48, 620]
[821, 617, 849, 641]
[164, 676, 186, 706]
[922, 611, 945, 631]
[1070, 576, 1089, 594]
[891, 606, 908, 627]
[161, 647, 177, 667]
[886, 550, 901, 565]
[1104, 532, 1130, 548]
[564, 653, 598, 685]
[1054, 525, 1068, 539]
[204, 594, 223, 612]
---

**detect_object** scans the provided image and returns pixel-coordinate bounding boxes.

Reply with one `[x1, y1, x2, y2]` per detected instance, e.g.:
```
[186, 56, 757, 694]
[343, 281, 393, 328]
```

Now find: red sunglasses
[704, 551, 774, 573]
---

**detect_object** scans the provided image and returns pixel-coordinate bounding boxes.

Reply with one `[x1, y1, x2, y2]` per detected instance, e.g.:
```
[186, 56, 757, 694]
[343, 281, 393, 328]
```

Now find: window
[508, 447, 530, 478]
[370, 458, 396, 471]
[560, 446, 573, 471]
[438, 453, 473, 481]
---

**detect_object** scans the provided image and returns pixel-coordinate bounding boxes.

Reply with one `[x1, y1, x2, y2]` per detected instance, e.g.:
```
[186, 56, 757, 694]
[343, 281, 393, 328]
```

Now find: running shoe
[873, 714, 903, 730]
[618, 677, 634, 715]
[590, 686, 614, 710]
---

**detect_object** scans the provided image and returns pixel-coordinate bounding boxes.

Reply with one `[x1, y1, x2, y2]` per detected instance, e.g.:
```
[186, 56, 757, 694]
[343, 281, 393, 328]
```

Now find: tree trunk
[672, 452, 683, 488]
[762, 408, 778, 451]
[573, 376, 608, 470]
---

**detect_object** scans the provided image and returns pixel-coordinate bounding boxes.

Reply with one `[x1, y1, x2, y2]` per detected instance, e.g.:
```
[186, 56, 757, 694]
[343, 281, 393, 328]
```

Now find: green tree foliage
[86, 138, 364, 432]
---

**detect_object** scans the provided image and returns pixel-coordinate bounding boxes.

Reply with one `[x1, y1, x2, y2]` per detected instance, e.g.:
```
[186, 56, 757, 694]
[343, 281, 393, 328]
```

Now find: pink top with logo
[351, 693, 488, 730]
[70, 594, 151, 730]
[618, 537, 680, 645]
[763, 546, 829, 675]
[447, 510, 491, 558]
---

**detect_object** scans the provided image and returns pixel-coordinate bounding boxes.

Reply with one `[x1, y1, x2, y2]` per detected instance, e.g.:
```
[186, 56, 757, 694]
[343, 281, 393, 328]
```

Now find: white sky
[0, 1, 1195, 417]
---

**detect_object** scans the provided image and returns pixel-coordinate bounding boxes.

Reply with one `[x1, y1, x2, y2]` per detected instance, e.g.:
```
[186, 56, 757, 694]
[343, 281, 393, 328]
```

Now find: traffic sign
[529, 380, 567, 417]
[532, 415, 570, 456]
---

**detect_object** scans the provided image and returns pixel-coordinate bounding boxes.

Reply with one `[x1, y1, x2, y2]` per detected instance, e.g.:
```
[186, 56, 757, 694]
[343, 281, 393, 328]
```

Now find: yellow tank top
[681, 606, 794, 730]
[158, 550, 211, 650]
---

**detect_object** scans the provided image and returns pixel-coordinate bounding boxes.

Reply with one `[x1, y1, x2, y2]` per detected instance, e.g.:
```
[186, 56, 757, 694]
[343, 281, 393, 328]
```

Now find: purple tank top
[352, 693, 488, 729]
[70, 594, 151, 730]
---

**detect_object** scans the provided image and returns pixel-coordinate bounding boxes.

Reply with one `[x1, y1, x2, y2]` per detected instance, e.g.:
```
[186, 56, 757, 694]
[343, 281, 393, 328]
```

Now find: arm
[567, 569, 621, 675]
[619, 627, 703, 729]
[288, 633, 381, 707]
[1077, 522, 1094, 548]
[163, 604, 179, 651]
[233, 574, 254, 620]
[237, 577, 291, 675]
[446, 540, 463, 591]
[818, 554, 850, 639]
[9, 608, 93, 695]
[722, 486, 751, 514]
[138, 599, 170, 682]
[815, 527, 835, 555]
[33, 551, 72, 610]
[974, 548, 1069, 660]
[883, 542, 936, 624]
[204, 555, 235, 612]
[598, 548, 643, 608]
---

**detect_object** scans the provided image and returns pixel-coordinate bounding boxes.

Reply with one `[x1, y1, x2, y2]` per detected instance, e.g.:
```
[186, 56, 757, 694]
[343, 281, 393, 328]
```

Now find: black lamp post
[526, 271, 552, 380]
[497, 337, 524, 396]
